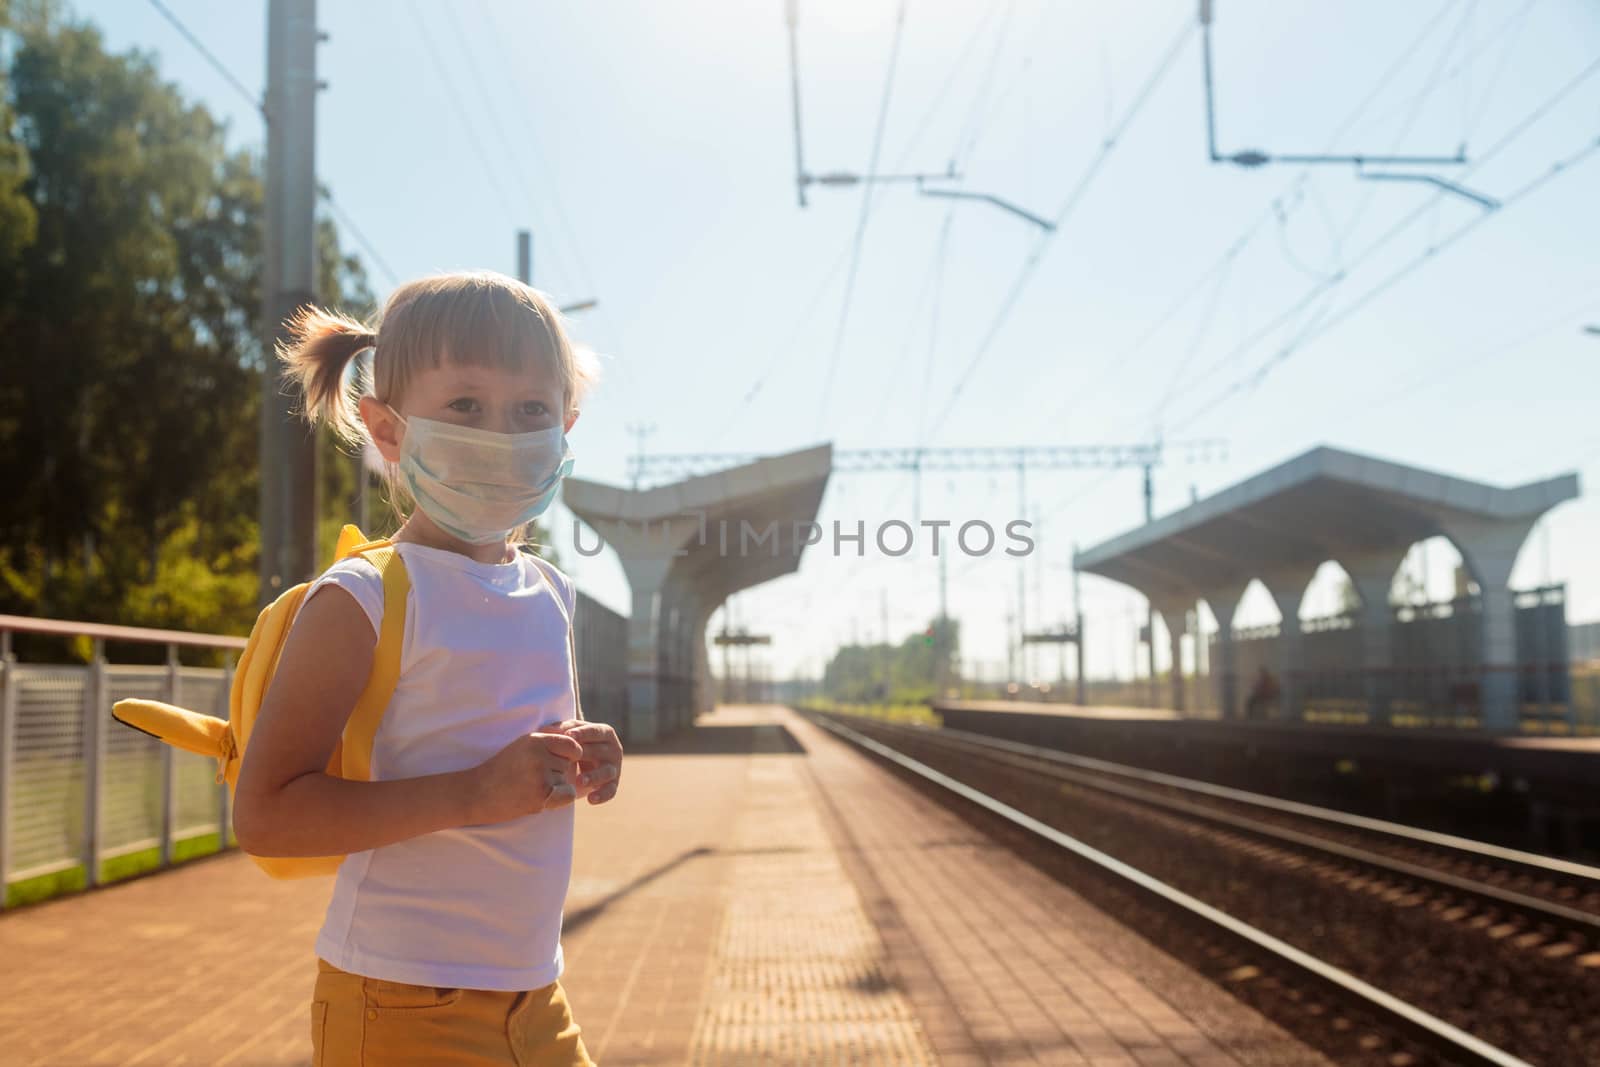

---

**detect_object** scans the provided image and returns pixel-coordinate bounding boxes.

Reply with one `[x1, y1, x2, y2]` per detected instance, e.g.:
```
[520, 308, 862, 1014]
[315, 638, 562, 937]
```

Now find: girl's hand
[467, 731, 586, 824]
[549, 719, 623, 805]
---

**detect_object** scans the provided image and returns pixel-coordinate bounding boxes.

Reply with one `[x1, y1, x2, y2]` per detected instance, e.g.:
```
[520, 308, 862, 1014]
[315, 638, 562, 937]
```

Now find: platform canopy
[1074, 446, 1580, 728]
[563, 443, 832, 741]
[1076, 446, 1578, 604]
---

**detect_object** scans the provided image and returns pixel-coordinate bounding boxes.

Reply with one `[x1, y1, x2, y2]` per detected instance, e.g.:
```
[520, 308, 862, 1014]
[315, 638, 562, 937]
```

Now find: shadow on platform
[629, 721, 806, 756]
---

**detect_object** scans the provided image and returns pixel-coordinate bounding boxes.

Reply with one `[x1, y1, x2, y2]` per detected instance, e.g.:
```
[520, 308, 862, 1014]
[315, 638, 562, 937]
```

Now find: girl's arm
[232, 586, 580, 857]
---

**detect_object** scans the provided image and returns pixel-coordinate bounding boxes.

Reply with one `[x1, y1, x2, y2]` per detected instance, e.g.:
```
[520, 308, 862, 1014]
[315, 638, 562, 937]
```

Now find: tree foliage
[0, 4, 373, 661]
[823, 616, 960, 704]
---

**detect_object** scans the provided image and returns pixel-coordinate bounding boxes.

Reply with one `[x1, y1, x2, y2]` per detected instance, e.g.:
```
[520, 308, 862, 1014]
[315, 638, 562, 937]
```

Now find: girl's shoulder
[523, 552, 575, 619]
[303, 554, 385, 637]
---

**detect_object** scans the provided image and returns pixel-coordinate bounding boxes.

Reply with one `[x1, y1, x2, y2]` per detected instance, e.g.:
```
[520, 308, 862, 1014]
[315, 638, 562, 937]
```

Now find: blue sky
[79, 0, 1600, 682]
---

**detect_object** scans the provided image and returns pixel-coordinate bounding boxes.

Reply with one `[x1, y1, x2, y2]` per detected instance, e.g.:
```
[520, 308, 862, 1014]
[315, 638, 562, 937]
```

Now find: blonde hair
[280, 270, 600, 449]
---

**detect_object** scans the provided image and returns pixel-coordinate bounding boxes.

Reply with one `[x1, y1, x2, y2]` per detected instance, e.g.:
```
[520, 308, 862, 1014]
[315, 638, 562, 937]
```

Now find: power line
[1167, 48, 1600, 411]
[320, 190, 400, 287]
[475, 3, 603, 299]
[1025, 0, 1469, 439]
[405, 0, 520, 219]
[921, 20, 1194, 444]
[887, 1, 1008, 175]
[146, 0, 265, 120]
[1346, 279, 1600, 434]
[915, 209, 955, 451]
[143, 0, 401, 292]
[435, 2, 581, 292]
[1168, 125, 1600, 437]
[1148, 249, 1235, 432]
[950, 0, 1020, 168]
[705, 239, 855, 449]
[1199, 0, 1466, 171]
[842, 208, 954, 443]
[731, 0, 1006, 447]
[815, 0, 911, 436]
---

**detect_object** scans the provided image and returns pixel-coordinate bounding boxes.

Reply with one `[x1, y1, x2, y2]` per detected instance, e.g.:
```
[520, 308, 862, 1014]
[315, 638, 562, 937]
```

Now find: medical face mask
[391, 413, 575, 545]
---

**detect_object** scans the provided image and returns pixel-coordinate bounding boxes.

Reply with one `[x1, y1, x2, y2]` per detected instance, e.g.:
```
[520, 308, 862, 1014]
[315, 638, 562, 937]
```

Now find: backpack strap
[336, 543, 410, 780]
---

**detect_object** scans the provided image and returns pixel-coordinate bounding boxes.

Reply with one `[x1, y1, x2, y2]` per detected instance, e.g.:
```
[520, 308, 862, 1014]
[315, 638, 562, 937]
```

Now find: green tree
[822, 615, 961, 704]
[0, 4, 373, 659]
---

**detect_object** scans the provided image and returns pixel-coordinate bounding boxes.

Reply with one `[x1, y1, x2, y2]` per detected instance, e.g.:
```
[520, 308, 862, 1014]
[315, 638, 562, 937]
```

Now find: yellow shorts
[312, 957, 597, 1066]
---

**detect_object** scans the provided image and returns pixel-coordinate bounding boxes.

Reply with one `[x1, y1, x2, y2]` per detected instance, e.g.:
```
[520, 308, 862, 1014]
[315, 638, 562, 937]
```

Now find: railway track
[808, 711, 1600, 1067]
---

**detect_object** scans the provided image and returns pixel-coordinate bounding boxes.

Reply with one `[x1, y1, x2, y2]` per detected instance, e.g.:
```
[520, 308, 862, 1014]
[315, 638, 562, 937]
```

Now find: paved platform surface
[0, 705, 1329, 1066]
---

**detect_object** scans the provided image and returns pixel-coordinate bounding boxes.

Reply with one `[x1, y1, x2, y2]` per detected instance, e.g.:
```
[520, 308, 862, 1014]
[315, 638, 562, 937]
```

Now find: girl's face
[361, 358, 578, 466]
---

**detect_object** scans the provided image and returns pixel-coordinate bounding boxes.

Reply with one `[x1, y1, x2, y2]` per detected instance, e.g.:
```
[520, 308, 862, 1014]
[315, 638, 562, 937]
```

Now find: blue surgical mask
[391, 413, 575, 545]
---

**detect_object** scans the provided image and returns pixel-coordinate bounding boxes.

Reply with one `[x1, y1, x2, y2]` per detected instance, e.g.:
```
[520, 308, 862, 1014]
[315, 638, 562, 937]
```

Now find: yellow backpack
[111, 524, 410, 880]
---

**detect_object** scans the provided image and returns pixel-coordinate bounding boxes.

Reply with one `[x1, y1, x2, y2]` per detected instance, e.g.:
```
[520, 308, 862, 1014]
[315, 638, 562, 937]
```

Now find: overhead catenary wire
[730, 0, 1015, 450]
[841, 207, 956, 444]
[706, 240, 856, 450]
[921, 19, 1194, 445]
[1333, 0, 1485, 247]
[146, 0, 265, 120]
[815, 0, 912, 437]
[888, 1, 1009, 175]
[320, 190, 401, 287]
[475, 3, 604, 301]
[915, 210, 956, 452]
[404, 1, 521, 223]
[949, 0, 1020, 173]
[1341, 279, 1600, 437]
[1164, 48, 1600, 417]
[1026, 0, 1469, 439]
[1167, 125, 1600, 438]
[142, 0, 401, 291]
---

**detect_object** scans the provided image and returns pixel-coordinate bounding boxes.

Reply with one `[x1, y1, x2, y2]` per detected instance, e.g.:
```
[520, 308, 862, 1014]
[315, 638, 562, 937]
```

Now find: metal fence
[574, 591, 630, 742]
[2, 590, 633, 909]
[1215, 585, 1580, 729]
[0, 616, 245, 910]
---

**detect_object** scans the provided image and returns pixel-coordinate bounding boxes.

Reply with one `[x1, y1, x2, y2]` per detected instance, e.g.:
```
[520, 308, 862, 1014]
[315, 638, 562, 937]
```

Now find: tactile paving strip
[686, 754, 937, 1065]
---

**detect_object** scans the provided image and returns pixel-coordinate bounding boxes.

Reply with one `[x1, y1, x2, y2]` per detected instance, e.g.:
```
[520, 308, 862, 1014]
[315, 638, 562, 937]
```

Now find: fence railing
[1, 595, 634, 910]
[0, 615, 247, 910]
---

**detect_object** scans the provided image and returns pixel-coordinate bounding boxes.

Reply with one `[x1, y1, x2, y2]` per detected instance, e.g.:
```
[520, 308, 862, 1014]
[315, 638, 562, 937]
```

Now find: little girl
[232, 270, 621, 1066]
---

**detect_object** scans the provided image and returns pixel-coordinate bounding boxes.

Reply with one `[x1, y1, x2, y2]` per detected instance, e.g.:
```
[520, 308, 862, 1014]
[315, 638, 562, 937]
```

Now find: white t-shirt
[302, 540, 578, 991]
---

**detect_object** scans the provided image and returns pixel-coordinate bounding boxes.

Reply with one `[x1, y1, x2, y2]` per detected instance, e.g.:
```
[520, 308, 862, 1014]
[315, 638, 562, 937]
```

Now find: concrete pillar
[1341, 551, 1408, 725]
[660, 591, 681, 733]
[619, 556, 671, 744]
[1438, 517, 1537, 732]
[1155, 604, 1189, 713]
[1205, 585, 1247, 720]
[1263, 570, 1316, 722]
[689, 599, 715, 717]
[593, 514, 699, 744]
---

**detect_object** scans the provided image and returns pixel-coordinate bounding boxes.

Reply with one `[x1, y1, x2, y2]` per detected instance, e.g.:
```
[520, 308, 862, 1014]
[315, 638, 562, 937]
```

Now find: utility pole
[1017, 459, 1027, 684]
[935, 545, 949, 698]
[1144, 462, 1158, 707]
[626, 423, 658, 489]
[1072, 544, 1086, 706]
[259, 0, 321, 606]
[516, 230, 533, 285]
[880, 588, 889, 702]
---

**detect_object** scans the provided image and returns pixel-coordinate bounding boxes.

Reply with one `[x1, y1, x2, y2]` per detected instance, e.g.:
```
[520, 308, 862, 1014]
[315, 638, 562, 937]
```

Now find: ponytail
[277, 305, 377, 447]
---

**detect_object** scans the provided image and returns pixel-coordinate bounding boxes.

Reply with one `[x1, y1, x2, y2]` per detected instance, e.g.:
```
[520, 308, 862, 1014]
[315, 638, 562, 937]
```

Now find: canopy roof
[1076, 446, 1579, 602]
[563, 443, 833, 603]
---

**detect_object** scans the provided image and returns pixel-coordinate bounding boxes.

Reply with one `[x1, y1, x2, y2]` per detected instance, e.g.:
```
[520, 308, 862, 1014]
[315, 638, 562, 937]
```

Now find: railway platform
[0, 705, 1325, 1066]
[934, 699, 1600, 858]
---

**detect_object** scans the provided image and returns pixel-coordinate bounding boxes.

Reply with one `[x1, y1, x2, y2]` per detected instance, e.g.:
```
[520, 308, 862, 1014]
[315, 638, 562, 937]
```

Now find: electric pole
[1144, 462, 1158, 707]
[259, 0, 321, 606]
[516, 229, 533, 286]
[935, 545, 949, 698]
[880, 588, 889, 703]
[1072, 544, 1086, 706]
[1017, 459, 1027, 684]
